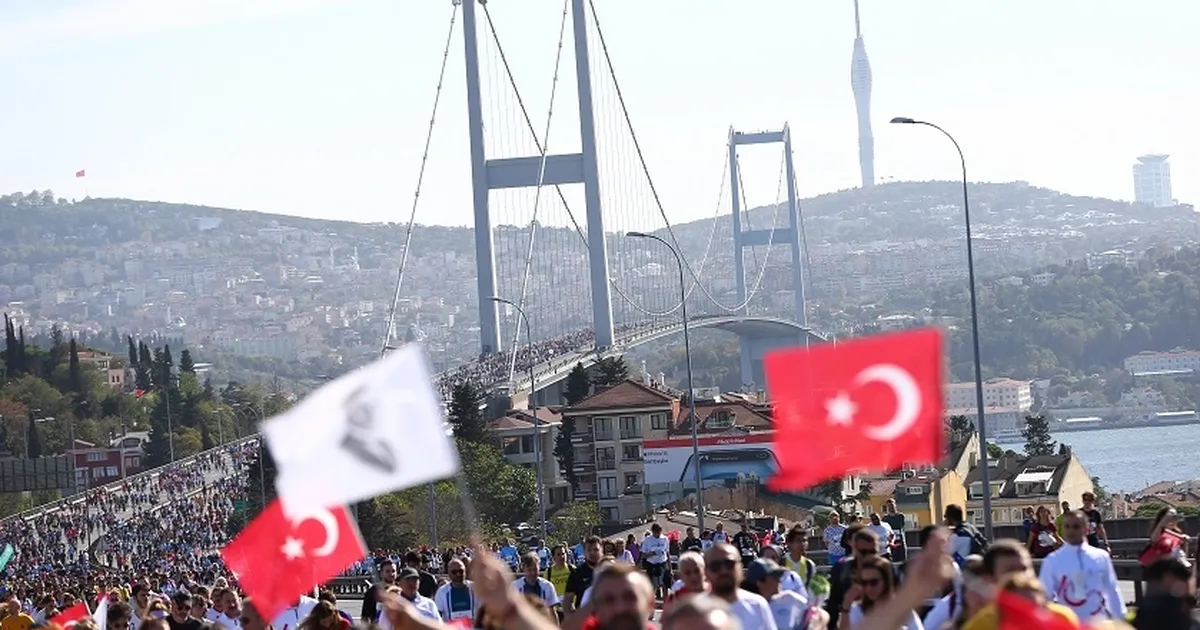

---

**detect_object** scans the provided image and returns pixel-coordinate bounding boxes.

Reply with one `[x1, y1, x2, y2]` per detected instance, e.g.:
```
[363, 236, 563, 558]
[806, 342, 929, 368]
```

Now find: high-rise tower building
[1132, 154, 1173, 208]
[851, 0, 874, 189]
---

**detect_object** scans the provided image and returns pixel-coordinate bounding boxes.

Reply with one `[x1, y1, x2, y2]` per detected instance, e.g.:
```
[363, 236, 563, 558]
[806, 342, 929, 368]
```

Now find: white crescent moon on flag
[854, 364, 922, 442]
[290, 508, 340, 557]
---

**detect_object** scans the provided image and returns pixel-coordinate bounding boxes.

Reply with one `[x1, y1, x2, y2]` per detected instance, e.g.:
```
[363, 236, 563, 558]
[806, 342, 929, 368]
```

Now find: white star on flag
[281, 536, 305, 560]
[825, 391, 858, 426]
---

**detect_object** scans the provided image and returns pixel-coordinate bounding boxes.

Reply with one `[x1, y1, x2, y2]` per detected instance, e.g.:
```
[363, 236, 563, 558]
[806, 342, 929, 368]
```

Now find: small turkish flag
[221, 499, 366, 620]
[75, 169, 86, 178]
[764, 328, 944, 491]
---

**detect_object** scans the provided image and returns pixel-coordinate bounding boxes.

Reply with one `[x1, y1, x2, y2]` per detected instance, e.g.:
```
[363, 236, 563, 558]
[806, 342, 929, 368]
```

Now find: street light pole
[627, 232, 704, 533]
[489, 296, 547, 541]
[891, 116, 994, 540]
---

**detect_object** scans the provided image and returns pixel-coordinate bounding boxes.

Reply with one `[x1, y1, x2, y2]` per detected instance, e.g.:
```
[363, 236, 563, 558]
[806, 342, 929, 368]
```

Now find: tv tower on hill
[851, 0, 875, 188]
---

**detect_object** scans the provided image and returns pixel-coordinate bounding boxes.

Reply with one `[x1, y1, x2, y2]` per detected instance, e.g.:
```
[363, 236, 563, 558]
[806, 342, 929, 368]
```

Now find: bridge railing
[0, 435, 260, 526]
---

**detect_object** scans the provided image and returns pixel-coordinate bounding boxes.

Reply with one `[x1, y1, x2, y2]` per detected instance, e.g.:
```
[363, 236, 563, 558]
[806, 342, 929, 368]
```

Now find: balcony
[619, 430, 640, 440]
[597, 458, 616, 471]
[570, 430, 591, 444]
[573, 454, 595, 471]
[594, 431, 614, 441]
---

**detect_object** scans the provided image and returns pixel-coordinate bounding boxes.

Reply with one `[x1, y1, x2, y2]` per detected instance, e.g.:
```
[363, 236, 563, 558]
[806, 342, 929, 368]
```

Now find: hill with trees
[918, 245, 1200, 382]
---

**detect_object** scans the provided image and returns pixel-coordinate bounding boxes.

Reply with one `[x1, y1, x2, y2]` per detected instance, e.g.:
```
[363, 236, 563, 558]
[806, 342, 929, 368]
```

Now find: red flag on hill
[764, 328, 944, 491]
[221, 500, 366, 620]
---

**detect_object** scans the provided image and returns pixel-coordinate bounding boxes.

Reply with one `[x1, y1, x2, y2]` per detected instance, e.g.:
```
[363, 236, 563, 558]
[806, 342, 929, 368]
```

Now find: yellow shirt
[961, 601, 1078, 630]
[542, 564, 572, 600]
[0, 612, 35, 630]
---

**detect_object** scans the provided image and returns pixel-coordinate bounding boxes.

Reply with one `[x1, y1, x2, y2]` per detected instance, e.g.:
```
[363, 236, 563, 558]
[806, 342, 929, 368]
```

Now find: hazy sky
[1, 0, 1196, 230]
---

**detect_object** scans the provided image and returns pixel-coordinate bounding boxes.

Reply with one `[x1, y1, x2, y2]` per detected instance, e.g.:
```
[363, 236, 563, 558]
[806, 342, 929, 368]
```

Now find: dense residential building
[489, 408, 573, 510]
[1132, 154, 1173, 208]
[963, 450, 1094, 528]
[560, 380, 679, 523]
[860, 467, 969, 530]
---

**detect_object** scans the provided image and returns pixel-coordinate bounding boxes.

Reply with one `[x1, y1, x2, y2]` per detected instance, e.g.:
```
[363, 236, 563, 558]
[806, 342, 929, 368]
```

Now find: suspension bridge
[386, 0, 822, 402]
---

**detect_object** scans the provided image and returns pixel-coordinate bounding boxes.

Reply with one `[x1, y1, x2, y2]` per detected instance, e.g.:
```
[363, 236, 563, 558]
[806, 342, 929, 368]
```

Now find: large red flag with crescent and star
[221, 499, 366, 620]
[763, 327, 944, 491]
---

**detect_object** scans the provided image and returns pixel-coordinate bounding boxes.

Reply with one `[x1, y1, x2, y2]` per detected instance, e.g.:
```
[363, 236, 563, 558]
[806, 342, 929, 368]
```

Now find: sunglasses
[449, 570, 465, 576]
[856, 578, 883, 587]
[707, 559, 738, 572]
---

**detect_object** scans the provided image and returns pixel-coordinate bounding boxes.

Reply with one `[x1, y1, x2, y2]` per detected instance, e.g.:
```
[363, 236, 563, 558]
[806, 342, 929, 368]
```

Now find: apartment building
[560, 380, 679, 523]
[946, 378, 1032, 412]
[489, 408, 573, 511]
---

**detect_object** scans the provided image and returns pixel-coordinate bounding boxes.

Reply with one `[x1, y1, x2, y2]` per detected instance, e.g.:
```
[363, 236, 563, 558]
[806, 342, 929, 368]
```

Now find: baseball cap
[744, 558, 786, 583]
[397, 567, 420, 580]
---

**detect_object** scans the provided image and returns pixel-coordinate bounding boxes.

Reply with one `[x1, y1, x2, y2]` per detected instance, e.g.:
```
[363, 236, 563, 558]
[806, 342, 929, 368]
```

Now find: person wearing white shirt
[434, 558, 477, 624]
[513, 553, 560, 607]
[866, 513, 895, 559]
[270, 596, 318, 630]
[758, 545, 810, 601]
[641, 523, 671, 600]
[745, 558, 809, 630]
[380, 568, 439, 627]
[1039, 510, 1127, 623]
[703, 543, 778, 630]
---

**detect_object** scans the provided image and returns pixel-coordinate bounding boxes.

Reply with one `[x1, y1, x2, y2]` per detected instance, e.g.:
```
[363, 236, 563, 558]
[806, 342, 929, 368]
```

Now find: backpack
[956, 523, 988, 556]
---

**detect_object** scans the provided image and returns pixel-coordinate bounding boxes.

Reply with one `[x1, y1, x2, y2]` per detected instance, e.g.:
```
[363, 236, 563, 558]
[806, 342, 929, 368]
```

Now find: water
[999, 424, 1200, 492]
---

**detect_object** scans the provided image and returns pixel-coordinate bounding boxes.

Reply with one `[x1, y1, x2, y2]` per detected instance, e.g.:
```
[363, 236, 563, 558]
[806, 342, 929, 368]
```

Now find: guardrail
[0, 434, 261, 526]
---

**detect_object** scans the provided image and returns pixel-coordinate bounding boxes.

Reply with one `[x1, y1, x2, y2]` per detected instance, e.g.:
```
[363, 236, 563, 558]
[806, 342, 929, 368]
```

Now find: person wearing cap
[757, 546, 809, 599]
[744, 558, 809, 630]
[390, 568, 438, 623]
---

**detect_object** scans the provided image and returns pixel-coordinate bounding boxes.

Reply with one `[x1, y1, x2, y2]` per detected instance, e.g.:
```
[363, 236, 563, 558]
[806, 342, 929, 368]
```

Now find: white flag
[263, 342, 460, 517]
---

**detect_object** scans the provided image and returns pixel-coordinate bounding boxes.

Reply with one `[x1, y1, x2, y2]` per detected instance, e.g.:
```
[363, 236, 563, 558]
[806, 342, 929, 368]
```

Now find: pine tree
[447, 381, 487, 443]
[591, 357, 628, 387]
[3, 314, 16, 377]
[163, 345, 174, 371]
[564, 362, 591, 405]
[17, 326, 27, 374]
[1021, 414, 1056, 457]
[135, 342, 153, 391]
[200, 421, 215, 451]
[145, 388, 182, 467]
[179, 349, 195, 373]
[67, 338, 84, 394]
[127, 335, 138, 367]
[26, 411, 43, 458]
[202, 376, 216, 401]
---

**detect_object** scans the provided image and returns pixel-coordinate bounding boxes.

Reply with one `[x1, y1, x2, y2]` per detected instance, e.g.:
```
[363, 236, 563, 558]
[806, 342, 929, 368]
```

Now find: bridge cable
[380, 3, 459, 357]
[504, 0, 572, 384]
[586, 0, 780, 314]
[479, 3, 725, 319]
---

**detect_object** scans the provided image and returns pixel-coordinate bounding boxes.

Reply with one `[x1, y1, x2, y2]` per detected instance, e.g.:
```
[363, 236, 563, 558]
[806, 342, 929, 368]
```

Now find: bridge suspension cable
[586, 0, 784, 314]
[380, 3, 460, 357]
[478, 3, 726, 320]
[505, 0, 573, 383]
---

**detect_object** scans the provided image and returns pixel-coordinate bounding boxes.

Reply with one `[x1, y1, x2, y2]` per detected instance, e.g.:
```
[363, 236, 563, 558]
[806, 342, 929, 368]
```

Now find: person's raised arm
[852, 529, 953, 630]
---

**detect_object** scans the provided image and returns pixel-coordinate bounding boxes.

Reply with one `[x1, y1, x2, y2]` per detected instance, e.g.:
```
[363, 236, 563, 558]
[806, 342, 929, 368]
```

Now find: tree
[591, 357, 628, 387]
[67, 338, 84, 394]
[1021, 414, 1056, 457]
[25, 411, 43, 457]
[815, 478, 846, 512]
[564, 363, 590, 405]
[458, 438, 538, 526]
[447, 381, 487, 443]
[127, 335, 138, 367]
[179, 349, 195, 373]
[144, 388, 183, 468]
[134, 342, 152, 391]
[550, 501, 601, 543]
[554, 417, 577, 493]
[1090, 476, 1113, 517]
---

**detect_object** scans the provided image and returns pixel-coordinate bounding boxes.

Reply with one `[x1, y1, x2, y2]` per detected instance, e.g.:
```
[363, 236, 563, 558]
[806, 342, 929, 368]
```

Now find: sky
[0, 0, 1196, 230]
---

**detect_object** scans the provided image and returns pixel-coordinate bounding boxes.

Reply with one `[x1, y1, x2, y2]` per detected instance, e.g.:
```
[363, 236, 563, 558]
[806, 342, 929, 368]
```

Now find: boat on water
[993, 410, 1199, 443]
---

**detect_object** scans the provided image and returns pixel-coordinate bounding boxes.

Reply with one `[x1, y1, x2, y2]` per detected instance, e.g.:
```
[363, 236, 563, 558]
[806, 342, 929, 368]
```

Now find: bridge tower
[728, 126, 808, 387]
[461, 0, 615, 356]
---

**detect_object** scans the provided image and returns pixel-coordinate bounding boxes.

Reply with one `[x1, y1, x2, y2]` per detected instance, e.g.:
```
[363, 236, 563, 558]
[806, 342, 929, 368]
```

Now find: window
[650, 413, 668, 430]
[503, 437, 522, 455]
[905, 486, 924, 495]
[601, 507, 619, 522]
[86, 452, 105, 462]
[708, 409, 734, 430]
[598, 476, 618, 499]
[596, 447, 615, 470]
[904, 513, 919, 529]
[619, 416, 640, 439]
[521, 435, 535, 454]
[106, 466, 118, 477]
[622, 445, 641, 461]
[624, 473, 640, 487]
[593, 417, 613, 440]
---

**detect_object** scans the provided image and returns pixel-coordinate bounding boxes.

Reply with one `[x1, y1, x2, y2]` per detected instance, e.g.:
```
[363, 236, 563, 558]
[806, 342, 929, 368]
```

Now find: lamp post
[489, 296, 547, 541]
[627, 231, 704, 533]
[890, 116, 993, 539]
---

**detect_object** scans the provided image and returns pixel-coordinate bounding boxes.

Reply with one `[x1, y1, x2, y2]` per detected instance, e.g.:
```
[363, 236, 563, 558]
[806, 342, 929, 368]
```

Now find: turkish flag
[764, 328, 944, 491]
[221, 500, 366, 620]
[75, 170, 86, 178]
[52, 602, 91, 627]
